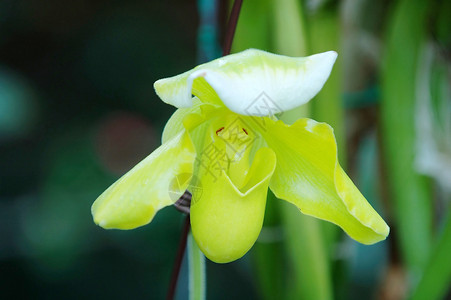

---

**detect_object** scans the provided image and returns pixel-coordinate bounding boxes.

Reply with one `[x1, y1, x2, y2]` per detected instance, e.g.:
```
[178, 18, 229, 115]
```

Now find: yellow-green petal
[190, 147, 276, 263]
[162, 97, 215, 144]
[91, 130, 196, 229]
[154, 49, 337, 115]
[162, 99, 201, 144]
[263, 118, 389, 244]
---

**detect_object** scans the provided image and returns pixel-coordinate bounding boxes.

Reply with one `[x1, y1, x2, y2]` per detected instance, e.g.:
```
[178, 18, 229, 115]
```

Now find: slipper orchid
[91, 49, 389, 263]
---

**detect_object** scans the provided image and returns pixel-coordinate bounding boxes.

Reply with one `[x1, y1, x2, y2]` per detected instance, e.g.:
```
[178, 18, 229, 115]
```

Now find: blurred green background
[1, 0, 450, 299]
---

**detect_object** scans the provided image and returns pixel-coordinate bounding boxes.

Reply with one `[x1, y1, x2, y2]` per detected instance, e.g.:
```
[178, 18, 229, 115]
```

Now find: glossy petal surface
[92, 130, 196, 229]
[263, 118, 389, 244]
[154, 49, 337, 115]
[190, 135, 276, 263]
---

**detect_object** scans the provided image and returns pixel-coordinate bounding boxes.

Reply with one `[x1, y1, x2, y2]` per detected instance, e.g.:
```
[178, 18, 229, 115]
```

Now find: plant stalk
[166, 1, 244, 298]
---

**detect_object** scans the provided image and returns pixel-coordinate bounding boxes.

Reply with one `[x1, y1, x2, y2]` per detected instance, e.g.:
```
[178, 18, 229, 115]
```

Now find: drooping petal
[92, 130, 196, 229]
[190, 147, 276, 263]
[263, 118, 389, 244]
[154, 49, 337, 116]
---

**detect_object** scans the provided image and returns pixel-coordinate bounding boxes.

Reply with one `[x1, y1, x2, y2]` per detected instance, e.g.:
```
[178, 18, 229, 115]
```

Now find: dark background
[0, 0, 258, 298]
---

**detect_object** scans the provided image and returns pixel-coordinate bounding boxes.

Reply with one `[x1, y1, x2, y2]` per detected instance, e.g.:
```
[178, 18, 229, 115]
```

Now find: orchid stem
[188, 232, 206, 300]
[222, 0, 243, 56]
[166, 215, 191, 300]
[166, 1, 243, 298]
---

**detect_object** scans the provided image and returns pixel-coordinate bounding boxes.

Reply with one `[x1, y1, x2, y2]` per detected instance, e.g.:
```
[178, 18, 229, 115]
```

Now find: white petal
[154, 49, 337, 116]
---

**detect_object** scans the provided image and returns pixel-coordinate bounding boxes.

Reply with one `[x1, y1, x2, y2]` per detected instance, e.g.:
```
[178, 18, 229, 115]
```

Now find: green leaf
[410, 205, 451, 300]
[381, 0, 433, 276]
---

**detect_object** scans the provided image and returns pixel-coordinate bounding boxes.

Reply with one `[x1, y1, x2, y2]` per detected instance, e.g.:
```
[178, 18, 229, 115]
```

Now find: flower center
[215, 126, 248, 136]
[194, 113, 258, 189]
[209, 120, 254, 188]
[215, 127, 224, 135]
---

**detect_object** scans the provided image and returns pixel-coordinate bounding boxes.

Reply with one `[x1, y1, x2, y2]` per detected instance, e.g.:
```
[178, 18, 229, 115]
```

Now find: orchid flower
[92, 49, 389, 263]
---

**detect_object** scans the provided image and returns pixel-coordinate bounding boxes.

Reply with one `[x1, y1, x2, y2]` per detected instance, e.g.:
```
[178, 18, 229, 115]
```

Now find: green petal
[162, 97, 205, 144]
[190, 147, 276, 263]
[154, 49, 337, 115]
[91, 130, 196, 229]
[263, 118, 389, 244]
[162, 102, 225, 159]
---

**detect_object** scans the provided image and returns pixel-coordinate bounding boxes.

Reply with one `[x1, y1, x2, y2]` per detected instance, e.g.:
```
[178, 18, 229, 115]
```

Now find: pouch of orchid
[91, 49, 389, 264]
